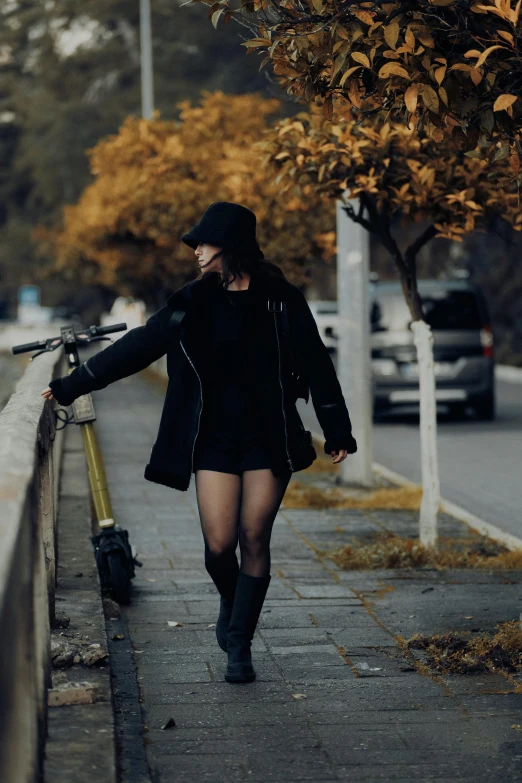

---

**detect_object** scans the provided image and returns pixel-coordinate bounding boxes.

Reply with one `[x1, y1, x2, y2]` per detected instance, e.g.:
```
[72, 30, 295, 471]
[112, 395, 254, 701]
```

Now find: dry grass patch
[403, 622, 522, 675]
[325, 532, 522, 570]
[282, 481, 423, 510]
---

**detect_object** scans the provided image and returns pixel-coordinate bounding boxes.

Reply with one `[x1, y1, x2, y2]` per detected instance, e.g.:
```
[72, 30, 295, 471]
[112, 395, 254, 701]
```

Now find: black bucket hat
[182, 202, 264, 258]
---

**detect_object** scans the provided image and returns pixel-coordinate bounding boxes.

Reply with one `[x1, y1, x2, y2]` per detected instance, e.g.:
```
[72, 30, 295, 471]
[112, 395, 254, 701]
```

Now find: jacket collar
[165, 262, 289, 313]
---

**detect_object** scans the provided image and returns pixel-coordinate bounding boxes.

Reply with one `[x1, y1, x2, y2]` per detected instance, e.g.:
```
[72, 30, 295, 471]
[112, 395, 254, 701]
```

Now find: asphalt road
[298, 374, 522, 541]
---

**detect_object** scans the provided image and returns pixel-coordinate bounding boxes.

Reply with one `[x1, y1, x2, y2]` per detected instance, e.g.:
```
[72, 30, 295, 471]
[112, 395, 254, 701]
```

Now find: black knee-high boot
[225, 572, 271, 683]
[204, 547, 239, 652]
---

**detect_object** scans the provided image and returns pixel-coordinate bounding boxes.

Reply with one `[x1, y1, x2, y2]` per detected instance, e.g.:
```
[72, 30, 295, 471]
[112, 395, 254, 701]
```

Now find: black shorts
[193, 433, 273, 475]
[193, 378, 276, 476]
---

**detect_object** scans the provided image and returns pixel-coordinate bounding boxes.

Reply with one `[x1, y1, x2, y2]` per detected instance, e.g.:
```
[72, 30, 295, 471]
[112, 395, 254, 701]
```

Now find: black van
[370, 280, 495, 420]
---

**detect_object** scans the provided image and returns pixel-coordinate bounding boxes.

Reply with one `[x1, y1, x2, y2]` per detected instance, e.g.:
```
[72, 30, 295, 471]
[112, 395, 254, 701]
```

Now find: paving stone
[44, 425, 116, 783]
[143, 700, 309, 729]
[84, 371, 522, 783]
[260, 628, 338, 647]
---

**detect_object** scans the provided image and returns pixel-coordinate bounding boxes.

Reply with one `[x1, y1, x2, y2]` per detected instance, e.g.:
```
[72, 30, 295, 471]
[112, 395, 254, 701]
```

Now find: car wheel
[474, 389, 495, 421]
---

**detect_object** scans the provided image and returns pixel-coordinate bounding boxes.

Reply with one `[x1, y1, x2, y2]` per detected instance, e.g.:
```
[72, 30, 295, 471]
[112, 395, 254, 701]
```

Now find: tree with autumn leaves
[194, 0, 522, 543]
[197, 0, 522, 159]
[36, 92, 336, 303]
[261, 106, 521, 542]
[262, 106, 520, 321]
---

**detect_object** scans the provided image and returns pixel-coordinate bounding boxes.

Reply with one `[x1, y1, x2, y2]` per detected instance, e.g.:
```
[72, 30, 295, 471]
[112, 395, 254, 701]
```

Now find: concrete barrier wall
[0, 348, 66, 783]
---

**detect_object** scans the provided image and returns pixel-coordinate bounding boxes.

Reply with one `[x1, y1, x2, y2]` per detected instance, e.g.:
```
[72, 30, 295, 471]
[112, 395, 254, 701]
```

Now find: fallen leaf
[111, 634, 125, 641]
[465, 616, 473, 620]
[292, 693, 307, 699]
[167, 621, 183, 627]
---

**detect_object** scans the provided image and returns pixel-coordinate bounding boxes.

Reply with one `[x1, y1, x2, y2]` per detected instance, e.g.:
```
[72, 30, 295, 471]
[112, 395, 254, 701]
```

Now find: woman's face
[195, 243, 223, 274]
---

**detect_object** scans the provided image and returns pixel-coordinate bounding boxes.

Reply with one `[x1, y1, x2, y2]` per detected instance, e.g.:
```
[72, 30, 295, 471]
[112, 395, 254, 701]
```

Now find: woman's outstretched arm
[44, 305, 173, 407]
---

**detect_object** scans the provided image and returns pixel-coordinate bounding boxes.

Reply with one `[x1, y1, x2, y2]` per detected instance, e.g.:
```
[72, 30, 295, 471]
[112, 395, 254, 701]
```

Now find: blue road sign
[18, 285, 40, 306]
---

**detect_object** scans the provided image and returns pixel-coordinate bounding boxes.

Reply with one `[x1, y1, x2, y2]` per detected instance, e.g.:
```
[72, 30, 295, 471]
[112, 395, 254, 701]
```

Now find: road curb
[373, 462, 522, 552]
[310, 428, 522, 553]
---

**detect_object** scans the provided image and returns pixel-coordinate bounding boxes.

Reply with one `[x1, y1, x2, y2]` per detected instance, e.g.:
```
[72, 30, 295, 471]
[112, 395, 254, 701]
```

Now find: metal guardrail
[0, 347, 66, 783]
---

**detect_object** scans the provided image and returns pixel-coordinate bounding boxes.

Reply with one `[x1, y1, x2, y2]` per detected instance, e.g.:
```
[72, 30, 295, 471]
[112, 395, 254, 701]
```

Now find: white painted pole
[140, 0, 154, 119]
[411, 320, 440, 547]
[336, 201, 373, 487]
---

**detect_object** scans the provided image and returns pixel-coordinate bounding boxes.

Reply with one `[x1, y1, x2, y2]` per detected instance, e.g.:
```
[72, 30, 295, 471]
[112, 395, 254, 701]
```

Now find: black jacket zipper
[272, 302, 294, 472]
[180, 335, 203, 475]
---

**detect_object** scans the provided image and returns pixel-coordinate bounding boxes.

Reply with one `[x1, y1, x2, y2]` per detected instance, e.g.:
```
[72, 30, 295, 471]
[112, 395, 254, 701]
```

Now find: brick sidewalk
[92, 372, 522, 782]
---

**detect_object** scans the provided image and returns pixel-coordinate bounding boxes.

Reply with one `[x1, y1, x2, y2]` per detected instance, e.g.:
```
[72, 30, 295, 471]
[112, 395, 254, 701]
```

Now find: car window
[371, 290, 483, 331]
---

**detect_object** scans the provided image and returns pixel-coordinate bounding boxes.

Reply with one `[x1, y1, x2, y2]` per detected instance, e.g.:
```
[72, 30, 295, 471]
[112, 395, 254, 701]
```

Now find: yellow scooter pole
[68, 369, 115, 530]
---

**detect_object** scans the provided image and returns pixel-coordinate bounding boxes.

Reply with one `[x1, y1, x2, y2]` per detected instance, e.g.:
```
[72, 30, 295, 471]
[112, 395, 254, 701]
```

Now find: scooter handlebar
[12, 339, 47, 355]
[93, 322, 127, 336]
[11, 322, 128, 355]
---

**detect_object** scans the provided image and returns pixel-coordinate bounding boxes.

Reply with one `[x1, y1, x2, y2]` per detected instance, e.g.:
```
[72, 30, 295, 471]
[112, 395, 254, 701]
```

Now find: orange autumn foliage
[195, 0, 522, 161]
[37, 92, 336, 297]
[261, 106, 522, 242]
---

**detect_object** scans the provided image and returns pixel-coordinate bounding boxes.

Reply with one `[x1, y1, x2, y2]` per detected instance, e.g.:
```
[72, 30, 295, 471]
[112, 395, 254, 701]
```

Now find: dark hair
[201, 248, 265, 289]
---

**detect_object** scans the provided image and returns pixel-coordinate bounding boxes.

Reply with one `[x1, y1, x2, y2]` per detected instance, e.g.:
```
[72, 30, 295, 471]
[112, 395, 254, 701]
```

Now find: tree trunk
[411, 321, 440, 547]
[346, 198, 440, 548]
[393, 237, 440, 549]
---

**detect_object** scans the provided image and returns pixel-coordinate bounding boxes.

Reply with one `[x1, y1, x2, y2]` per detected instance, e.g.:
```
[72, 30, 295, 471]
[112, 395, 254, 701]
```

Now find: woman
[41, 202, 357, 684]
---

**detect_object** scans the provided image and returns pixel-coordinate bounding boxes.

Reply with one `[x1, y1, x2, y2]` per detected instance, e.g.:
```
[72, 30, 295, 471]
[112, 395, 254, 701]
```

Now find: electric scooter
[12, 321, 141, 604]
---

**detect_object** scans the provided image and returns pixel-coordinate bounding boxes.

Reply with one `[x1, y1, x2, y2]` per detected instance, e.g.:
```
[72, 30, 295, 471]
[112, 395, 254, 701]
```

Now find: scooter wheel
[107, 550, 131, 605]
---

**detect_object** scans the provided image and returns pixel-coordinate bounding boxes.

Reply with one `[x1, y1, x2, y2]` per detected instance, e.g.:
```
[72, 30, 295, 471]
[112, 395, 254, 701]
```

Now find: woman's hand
[330, 449, 348, 464]
[41, 387, 54, 401]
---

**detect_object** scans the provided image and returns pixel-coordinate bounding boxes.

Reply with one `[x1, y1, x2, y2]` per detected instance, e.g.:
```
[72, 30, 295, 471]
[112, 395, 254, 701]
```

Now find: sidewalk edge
[373, 461, 522, 552]
[310, 428, 522, 552]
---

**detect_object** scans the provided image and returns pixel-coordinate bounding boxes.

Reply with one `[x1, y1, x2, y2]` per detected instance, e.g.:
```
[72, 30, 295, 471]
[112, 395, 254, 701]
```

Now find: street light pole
[336, 200, 373, 487]
[140, 0, 154, 119]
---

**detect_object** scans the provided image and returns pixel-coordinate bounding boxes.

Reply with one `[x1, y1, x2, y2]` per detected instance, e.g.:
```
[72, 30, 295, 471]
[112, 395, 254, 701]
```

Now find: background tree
[264, 107, 520, 318]
[35, 92, 336, 305]
[0, 0, 281, 316]
[196, 0, 522, 157]
[192, 0, 522, 363]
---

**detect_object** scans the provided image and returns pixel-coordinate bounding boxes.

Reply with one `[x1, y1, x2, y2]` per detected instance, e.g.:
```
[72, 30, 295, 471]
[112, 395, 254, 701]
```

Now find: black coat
[49, 262, 357, 491]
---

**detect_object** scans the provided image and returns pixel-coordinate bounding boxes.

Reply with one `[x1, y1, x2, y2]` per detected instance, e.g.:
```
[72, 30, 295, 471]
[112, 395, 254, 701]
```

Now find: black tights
[195, 468, 291, 580]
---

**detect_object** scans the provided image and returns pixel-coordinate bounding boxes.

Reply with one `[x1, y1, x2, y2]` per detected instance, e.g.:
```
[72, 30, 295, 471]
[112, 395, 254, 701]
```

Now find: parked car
[371, 280, 495, 419]
[308, 280, 495, 420]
